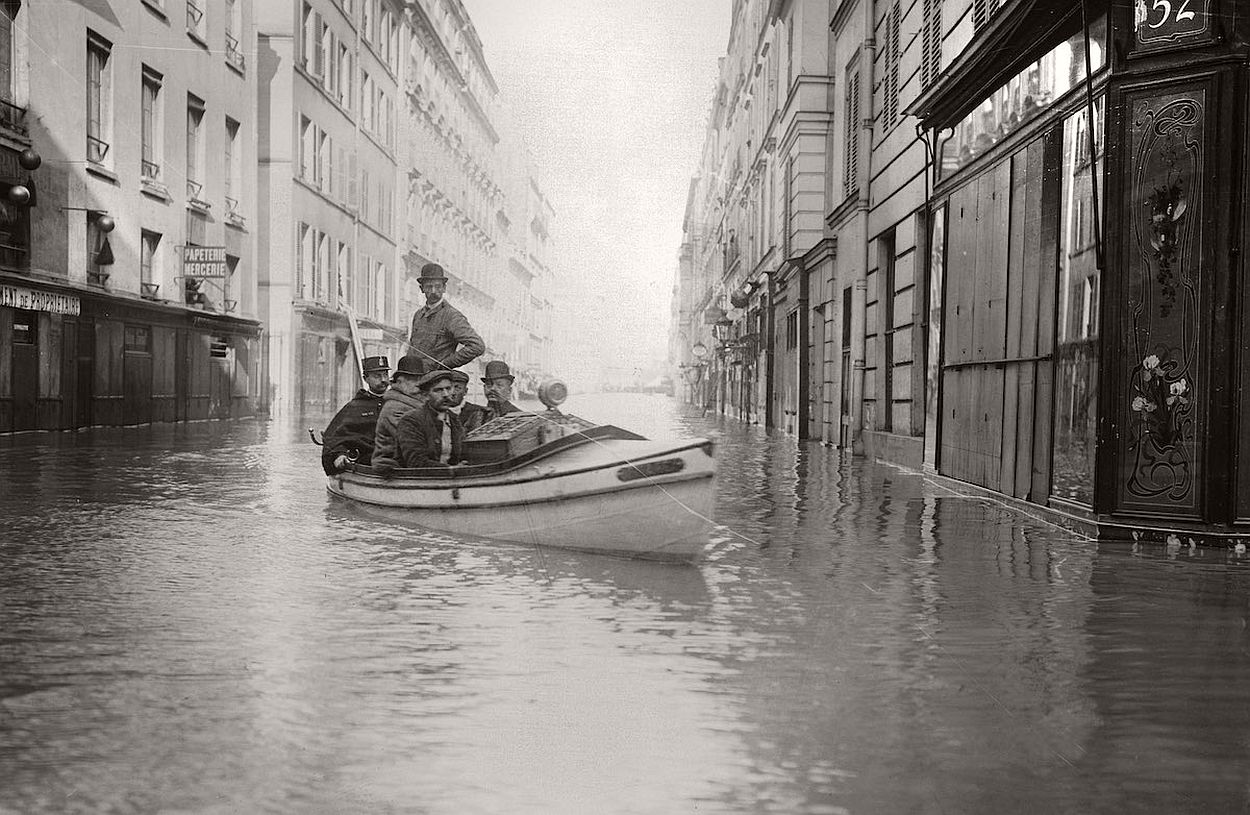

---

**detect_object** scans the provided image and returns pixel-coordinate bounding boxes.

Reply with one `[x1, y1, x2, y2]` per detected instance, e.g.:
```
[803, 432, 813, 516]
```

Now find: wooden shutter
[844, 68, 860, 198]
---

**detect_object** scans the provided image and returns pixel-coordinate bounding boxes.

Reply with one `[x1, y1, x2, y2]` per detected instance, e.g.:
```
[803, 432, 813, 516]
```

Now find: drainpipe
[850, 0, 876, 455]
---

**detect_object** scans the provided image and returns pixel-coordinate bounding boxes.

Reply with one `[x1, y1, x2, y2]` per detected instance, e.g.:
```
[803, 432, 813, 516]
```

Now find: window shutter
[922, 0, 942, 88]
[347, 150, 358, 210]
[844, 68, 860, 198]
[972, 0, 987, 31]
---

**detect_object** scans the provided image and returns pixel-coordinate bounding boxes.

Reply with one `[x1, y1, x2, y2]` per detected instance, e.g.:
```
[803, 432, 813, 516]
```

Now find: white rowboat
[328, 423, 716, 562]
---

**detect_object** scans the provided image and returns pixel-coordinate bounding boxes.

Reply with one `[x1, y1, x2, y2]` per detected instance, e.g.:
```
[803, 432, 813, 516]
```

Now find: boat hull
[329, 437, 715, 562]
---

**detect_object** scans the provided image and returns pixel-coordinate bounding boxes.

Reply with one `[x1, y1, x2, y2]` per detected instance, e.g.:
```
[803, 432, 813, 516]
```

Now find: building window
[86, 212, 112, 285]
[186, 94, 205, 199]
[921, 0, 942, 88]
[86, 31, 112, 166]
[140, 229, 161, 295]
[337, 45, 352, 109]
[186, 0, 206, 41]
[0, 1, 17, 107]
[225, 0, 245, 71]
[297, 221, 311, 299]
[844, 64, 860, 199]
[940, 16, 1106, 176]
[141, 66, 163, 182]
[882, 2, 901, 131]
[785, 310, 798, 351]
[971, 0, 1003, 32]
[225, 117, 241, 218]
[879, 229, 896, 432]
[337, 241, 351, 307]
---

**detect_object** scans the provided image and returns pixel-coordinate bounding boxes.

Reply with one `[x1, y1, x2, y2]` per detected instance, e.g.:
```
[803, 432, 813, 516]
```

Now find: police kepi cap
[361, 355, 389, 374]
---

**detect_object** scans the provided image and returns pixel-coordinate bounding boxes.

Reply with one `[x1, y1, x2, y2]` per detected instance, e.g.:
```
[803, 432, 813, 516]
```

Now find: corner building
[1, 0, 261, 433]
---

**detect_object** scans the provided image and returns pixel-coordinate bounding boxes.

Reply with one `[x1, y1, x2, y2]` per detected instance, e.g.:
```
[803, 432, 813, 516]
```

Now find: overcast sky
[459, 0, 730, 377]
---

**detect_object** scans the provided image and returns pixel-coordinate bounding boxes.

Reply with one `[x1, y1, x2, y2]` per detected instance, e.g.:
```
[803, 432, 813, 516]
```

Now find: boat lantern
[538, 379, 568, 410]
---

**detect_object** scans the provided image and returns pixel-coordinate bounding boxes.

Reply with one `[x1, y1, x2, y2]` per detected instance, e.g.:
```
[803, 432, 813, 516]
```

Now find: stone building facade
[1, 0, 262, 433]
[676, 0, 1250, 543]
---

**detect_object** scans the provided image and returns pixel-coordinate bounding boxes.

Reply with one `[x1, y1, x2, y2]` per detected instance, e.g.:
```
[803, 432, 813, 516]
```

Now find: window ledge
[186, 28, 208, 49]
[86, 163, 119, 184]
[226, 58, 245, 78]
[141, 0, 169, 22]
[141, 180, 172, 201]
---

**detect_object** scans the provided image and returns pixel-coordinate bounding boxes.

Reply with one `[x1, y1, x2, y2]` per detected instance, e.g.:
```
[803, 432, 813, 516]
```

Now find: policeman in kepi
[321, 355, 390, 475]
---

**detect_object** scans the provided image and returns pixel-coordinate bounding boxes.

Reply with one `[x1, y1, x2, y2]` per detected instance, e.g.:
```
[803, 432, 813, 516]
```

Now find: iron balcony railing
[87, 135, 110, 164]
[225, 33, 245, 70]
[0, 98, 28, 136]
[186, 0, 204, 33]
[140, 282, 161, 299]
[141, 159, 161, 180]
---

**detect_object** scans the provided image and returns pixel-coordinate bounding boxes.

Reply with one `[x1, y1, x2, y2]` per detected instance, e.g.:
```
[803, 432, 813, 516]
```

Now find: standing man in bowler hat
[461, 360, 521, 433]
[409, 262, 484, 372]
[321, 355, 390, 475]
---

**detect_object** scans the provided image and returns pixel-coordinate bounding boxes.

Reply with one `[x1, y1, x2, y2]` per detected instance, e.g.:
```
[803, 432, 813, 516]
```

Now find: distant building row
[0, 0, 560, 433]
[672, 0, 1250, 545]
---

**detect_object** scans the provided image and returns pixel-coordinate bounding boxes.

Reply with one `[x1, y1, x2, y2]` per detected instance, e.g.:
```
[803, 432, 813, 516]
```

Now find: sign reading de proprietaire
[0, 284, 81, 315]
[182, 245, 228, 279]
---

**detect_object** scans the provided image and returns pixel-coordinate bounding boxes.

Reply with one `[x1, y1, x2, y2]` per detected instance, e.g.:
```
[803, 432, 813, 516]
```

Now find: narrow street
[3, 393, 1249, 814]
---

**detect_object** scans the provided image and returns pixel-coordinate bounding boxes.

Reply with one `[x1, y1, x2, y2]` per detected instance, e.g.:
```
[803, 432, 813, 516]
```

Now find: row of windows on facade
[88, 32, 245, 218]
[408, 113, 497, 233]
[298, 115, 394, 230]
[297, 221, 389, 324]
[82, 213, 238, 311]
[140, 0, 246, 69]
[300, 0, 399, 150]
[302, 0, 401, 80]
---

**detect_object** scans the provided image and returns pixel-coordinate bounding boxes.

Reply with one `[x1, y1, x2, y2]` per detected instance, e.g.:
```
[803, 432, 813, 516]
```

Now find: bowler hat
[418, 262, 448, 282]
[416, 368, 458, 391]
[361, 355, 389, 374]
[481, 360, 515, 383]
[392, 354, 428, 379]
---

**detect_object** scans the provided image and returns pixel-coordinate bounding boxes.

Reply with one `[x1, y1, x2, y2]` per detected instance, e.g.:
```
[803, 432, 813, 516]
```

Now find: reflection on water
[3, 394, 1250, 813]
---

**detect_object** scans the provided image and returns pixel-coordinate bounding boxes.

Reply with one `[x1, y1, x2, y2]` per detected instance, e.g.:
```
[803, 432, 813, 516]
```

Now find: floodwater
[2, 393, 1250, 814]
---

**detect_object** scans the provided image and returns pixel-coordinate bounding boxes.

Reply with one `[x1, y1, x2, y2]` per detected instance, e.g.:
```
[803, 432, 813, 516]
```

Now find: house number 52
[1143, 0, 1197, 29]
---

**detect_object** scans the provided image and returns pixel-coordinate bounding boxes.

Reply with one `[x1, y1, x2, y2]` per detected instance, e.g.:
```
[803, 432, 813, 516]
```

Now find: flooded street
[3, 393, 1250, 814]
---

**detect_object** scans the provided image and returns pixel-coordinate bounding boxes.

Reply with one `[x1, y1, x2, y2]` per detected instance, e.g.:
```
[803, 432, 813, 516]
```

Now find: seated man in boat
[393, 369, 468, 469]
[461, 360, 522, 433]
[371, 354, 431, 475]
[408, 262, 485, 372]
[321, 355, 391, 475]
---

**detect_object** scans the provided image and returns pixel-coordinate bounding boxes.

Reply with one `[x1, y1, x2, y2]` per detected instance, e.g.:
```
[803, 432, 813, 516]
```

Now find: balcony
[186, 179, 210, 210]
[225, 33, 245, 72]
[87, 135, 110, 165]
[224, 196, 245, 227]
[140, 282, 161, 299]
[0, 98, 29, 137]
[87, 270, 110, 287]
[185, 0, 205, 40]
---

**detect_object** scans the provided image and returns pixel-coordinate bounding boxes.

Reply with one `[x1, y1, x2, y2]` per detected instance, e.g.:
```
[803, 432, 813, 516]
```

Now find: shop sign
[182, 245, 228, 278]
[0, 284, 81, 315]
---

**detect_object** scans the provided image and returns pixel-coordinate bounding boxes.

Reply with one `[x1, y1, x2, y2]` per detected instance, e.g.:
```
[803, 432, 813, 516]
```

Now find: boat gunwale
[342, 426, 714, 488]
[329, 469, 715, 510]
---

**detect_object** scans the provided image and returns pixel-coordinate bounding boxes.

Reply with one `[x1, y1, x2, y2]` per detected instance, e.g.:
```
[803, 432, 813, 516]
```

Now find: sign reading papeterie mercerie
[182, 245, 228, 278]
